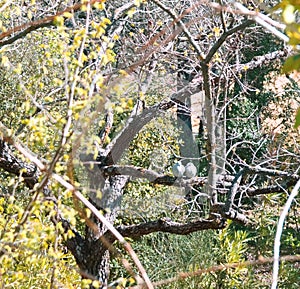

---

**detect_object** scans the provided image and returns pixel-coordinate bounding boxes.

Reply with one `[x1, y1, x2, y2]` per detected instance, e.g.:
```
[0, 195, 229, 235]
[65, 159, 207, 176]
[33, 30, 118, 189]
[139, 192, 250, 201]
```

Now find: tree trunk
[176, 51, 200, 166]
[81, 163, 129, 288]
[79, 244, 111, 288]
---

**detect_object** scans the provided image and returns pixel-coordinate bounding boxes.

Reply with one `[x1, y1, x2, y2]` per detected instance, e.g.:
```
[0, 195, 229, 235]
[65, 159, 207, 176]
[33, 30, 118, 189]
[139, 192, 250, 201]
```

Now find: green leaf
[294, 107, 300, 128]
[282, 54, 300, 73]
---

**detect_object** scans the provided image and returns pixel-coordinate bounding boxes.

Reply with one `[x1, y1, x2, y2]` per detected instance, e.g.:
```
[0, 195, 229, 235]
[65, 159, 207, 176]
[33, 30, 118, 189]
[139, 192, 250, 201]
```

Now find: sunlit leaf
[282, 54, 300, 73]
[294, 107, 300, 128]
[283, 4, 295, 24]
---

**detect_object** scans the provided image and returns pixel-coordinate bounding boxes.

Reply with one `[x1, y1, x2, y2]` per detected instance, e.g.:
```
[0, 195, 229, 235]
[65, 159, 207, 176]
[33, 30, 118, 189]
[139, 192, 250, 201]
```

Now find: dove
[184, 162, 197, 178]
[172, 161, 185, 178]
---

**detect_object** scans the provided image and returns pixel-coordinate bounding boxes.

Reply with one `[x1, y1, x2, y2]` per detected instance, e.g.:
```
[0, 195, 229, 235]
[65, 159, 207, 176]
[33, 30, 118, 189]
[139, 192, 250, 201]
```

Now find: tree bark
[82, 151, 129, 287]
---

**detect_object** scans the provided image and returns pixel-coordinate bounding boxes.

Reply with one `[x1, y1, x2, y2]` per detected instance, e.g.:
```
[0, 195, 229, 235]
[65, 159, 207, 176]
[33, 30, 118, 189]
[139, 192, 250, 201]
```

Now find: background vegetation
[0, 0, 300, 288]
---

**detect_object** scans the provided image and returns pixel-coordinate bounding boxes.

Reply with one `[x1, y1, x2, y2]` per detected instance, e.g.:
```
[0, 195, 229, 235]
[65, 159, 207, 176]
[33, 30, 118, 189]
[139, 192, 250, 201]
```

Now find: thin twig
[130, 254, 300, 288]
[150, 0, 205, 60]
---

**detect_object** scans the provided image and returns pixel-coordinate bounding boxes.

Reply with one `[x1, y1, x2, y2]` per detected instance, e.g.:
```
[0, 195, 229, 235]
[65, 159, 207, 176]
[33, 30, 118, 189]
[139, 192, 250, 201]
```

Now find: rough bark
[82, 145, 129, 287]
[117, 217, 226, 238]
[0, 140, 39, 190]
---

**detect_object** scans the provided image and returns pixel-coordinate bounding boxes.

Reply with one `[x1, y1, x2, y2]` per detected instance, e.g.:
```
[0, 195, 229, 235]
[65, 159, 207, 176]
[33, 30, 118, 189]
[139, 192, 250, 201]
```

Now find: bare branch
[234, 49, 289, 73]
[117, 217, 226, 238]
[100, 164, 206, 186]
[233, 2, 289, 43]
[0, 22, 53, 47]
[150, 0, 205, 60]
[102, 83, 200, 165]
[246, 184, 295, 196]
[224, 169, 245, 212]
[245, 165, 299, 180]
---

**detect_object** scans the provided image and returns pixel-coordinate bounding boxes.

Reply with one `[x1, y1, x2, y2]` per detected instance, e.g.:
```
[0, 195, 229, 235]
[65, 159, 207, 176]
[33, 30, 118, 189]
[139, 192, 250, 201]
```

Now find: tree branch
[224, 169, 245, 212]
[102, 83, 199, 165]
[272, 179, 300, 289]
[0, 0, 135, 47]
[233, 2, 289, 43]
[205, 20, 253, 63]
[117, 217, 226, 238]
[246, 182, 296, 196]
[245, 164, 299, 180]
[0, 139, 39, 189]
[100, 164, 206, 186]
[0, 22, 53, 46]
[234, 49, 289, 73]
[150, 0, 205, 60]
[0, 136, 85, 265]
[132, 254, 300, 289]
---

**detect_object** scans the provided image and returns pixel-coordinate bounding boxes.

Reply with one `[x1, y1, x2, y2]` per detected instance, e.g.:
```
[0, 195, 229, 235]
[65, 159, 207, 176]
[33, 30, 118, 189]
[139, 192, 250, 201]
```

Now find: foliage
[0, 0, 300, 288]
[0, 194, 81, 288]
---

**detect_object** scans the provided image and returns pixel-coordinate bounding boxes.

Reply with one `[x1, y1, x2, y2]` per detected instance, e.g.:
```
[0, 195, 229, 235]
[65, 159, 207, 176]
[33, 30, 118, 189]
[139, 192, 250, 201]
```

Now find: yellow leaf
[1, 55, 9, 68]
[93, 2, 105, 10]
[27, 10, 32, 20]
[53, 16, 64, 26]
[283, 4, 295, 24]
[213, 26, 221, 37]
[13, 63, 22, 74]
[92, 280, 101, 288]
[44, 96, 53, 102]
[128, 7, 136, 18]
[134, 0, 141, 7]
[101, 17, 111, 26]
[119, 69, 128, 76]
[63, 12, 73, 18]
[15, 271, 24, 279]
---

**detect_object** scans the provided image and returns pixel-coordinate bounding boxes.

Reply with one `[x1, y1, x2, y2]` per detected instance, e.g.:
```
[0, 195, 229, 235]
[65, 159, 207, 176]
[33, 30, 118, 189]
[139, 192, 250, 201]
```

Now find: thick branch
[202, 62, 217, 203]
[100, 164, 206, 186]
[102, 83, 199, 165]
[246, 181, 297, 196]
[224, 169, 245, 212]
[234, 49, 289, 73]
[0, 140, 38, 189]
[210, 202, 250, 225]
[59, 218, 86, 265]
[117, 217, 226, 238]
[245, 165, 299, 180]
[103, 106, 161, 165]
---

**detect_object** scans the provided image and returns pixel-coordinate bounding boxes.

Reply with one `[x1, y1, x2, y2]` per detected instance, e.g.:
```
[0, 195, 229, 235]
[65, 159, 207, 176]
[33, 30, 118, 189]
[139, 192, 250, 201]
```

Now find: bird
[172, 161, 185, 178]
[184, 162, 197, 178]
